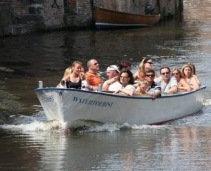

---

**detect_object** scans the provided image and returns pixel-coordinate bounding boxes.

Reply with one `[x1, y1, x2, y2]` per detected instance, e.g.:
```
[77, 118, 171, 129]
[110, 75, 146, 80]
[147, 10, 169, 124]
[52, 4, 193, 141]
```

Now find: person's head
[144, 69, 155, 84]
[160, 66, 171, 82]
[138, 57, 154, 77]
[138, 80, 149, 93]
[106, 65, 120, 79]
[188, 63, 196, 75]
[87, 59, 99, 72]
[119, 59, 131, 70]
[118, 68, 134, 86]
[143, 57, 153, 69]
[139, 57, 153, 70]
[71, 61, 82, 75]
[181, 64, 193, 78]
[171, 68, 182, 81]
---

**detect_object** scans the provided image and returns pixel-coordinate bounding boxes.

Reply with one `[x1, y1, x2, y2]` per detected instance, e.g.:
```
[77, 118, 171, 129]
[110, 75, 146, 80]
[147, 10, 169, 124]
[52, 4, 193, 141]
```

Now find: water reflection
[2, 125, 211, 170]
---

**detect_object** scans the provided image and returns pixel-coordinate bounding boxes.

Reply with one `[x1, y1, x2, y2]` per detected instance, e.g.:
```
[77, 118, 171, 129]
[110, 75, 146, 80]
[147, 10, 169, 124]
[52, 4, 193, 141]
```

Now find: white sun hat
[106, 65, 120, 73]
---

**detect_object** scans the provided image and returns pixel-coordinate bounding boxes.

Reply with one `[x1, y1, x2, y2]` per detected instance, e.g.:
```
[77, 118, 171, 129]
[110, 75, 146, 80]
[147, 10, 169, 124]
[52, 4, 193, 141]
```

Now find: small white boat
[35, 86, 206, 128]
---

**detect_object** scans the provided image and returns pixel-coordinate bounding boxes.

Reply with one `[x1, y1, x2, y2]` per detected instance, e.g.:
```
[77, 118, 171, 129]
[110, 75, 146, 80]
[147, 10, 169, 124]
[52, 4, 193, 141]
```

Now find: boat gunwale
[94, 7, 161, 17]
[35, 85, 206, 100]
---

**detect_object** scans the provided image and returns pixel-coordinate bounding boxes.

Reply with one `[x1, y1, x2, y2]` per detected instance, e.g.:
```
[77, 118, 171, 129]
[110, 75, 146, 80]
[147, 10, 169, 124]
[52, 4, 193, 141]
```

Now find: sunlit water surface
[1, 0, 211, 170]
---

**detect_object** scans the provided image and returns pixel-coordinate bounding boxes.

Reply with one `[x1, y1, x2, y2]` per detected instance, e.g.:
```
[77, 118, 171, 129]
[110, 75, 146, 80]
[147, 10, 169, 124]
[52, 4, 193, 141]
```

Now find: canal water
[1, 0, 211, 170]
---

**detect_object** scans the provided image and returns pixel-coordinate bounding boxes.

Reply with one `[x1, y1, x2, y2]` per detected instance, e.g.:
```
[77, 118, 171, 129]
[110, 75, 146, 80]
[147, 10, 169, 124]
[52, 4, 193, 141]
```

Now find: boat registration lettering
[41, 95, 54, 102]
[73, 96, 114, 107]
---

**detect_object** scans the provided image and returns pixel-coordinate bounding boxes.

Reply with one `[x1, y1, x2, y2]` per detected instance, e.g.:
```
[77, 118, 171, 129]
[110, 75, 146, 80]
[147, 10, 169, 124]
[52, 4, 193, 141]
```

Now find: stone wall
[0, 0, 42, 34]
[0, 0, 183, 35]
[64, 0, 183, 27]
[42, 0, 64, 29]
[0, 2, 12, 36]
[0, 0, 64, 35]
[64, 0, 92, 27]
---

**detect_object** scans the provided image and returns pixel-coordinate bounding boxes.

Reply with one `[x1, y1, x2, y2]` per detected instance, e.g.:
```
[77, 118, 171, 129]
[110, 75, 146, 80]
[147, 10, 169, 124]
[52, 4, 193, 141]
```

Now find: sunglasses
[94, 63, 99, 65]
[146, 74, 155, 77]
[146, 62, 153, 65]
[172, 73, 179, 76]
[161, 72, 170, 75]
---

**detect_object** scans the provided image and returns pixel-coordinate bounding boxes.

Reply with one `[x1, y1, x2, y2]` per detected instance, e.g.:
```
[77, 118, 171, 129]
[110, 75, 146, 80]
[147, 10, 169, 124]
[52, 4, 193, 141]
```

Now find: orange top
[85, 72, 103, 86]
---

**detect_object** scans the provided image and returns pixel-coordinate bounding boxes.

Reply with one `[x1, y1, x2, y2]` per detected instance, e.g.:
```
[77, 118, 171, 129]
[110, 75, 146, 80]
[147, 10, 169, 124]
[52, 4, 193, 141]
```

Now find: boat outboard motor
[145, 2, 153, 15]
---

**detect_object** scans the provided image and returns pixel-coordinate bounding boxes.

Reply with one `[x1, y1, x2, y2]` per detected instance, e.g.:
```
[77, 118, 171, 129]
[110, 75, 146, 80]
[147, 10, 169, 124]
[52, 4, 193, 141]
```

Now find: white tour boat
[35, 85, 206, 128]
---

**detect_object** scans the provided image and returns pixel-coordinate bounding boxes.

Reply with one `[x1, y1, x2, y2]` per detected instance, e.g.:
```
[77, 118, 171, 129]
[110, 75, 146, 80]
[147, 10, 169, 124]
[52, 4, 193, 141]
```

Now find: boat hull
[94, 7, 161, 29]
[35, 86, 206, 128]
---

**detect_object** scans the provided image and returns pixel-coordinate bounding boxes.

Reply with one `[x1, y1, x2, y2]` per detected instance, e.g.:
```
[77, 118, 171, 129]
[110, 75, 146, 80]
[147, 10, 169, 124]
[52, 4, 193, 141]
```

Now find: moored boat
[35, 86, 206, 128]
[93, 7, 161, 29]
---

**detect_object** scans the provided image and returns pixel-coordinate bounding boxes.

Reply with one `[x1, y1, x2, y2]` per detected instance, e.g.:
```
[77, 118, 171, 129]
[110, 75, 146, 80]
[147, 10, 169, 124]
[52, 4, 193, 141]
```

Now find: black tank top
[66, 78, 82, 89]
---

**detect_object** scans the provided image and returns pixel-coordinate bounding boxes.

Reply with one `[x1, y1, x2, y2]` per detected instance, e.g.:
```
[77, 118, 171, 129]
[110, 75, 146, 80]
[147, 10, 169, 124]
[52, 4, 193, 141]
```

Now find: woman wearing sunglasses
[133, 57, 158, 81]
[154, 66, 178, 94]
[171, 68, 191, 92]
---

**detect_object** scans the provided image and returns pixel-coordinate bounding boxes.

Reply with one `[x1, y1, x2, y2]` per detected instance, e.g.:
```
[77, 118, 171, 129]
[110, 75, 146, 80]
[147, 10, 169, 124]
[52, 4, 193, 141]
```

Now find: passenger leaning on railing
[114, 69, 136, 96]
[102, 65, 122, 92]
[57, 61, 83, 89]
[188, 63, 201, 86]
[144, 69, 161, 99]
[135, 69, 161, 100]
[171, 67, 191, 92]
[181, 64, 200, 90]
[154, 66, 178, 94]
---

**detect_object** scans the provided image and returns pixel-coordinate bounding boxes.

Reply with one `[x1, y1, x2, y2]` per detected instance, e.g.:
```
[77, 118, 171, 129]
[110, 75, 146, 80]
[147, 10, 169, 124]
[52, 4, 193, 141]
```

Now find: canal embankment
[0, 0, 183, 36]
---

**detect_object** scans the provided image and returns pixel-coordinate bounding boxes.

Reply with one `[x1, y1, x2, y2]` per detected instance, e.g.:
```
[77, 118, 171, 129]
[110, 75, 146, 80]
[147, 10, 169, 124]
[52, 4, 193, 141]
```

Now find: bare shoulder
[180, 78, 187, 83]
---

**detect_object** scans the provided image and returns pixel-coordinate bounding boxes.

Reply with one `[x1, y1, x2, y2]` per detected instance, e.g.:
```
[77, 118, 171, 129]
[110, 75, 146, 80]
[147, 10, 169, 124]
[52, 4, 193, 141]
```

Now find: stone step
[6, 24, 28, 36]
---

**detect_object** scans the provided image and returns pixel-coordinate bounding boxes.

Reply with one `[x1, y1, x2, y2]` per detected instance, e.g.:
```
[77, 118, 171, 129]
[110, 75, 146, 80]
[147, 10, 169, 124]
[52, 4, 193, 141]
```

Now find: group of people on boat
[56, 58, 201, 99]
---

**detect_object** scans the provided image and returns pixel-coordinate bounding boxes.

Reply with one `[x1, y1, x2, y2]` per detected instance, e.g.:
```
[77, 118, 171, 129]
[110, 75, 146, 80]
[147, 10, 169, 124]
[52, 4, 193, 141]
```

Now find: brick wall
[0, 0, 65, 32]
[64, 0, 182, 27]
[64, 0, 92, 27]
[0, 2, 12, 36]
[0, 0, 182, 33]
[42, 0, 64, 29]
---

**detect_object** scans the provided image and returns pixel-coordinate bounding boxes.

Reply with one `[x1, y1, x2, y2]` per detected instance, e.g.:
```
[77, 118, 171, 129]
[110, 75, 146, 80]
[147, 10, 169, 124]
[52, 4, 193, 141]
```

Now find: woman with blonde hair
[133, 57, 157, 81]
[63, 67, 72, 78]
[188, 63, 201, 86]
[181, 64, 200, 90]
[57, 61, 83, 89]
[171, 67, 191, 92]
